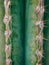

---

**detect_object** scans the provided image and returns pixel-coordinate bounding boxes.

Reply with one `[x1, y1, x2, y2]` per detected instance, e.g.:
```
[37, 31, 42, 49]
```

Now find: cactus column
[25, 0, 44, 65]
[3, 0, 12, 65]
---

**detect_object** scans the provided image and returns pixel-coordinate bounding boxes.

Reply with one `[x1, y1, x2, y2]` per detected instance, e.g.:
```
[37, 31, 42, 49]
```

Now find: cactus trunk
[0, 0, 6, 65]
[11, 0, 25, 65]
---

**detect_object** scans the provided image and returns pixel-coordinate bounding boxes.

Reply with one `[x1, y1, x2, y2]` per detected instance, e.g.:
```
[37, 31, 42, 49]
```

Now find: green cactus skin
[43, 0, 49, 65]
[11, 0, 25, 65]
[25, 0, 38, 65]
[0, 0, 6, 65]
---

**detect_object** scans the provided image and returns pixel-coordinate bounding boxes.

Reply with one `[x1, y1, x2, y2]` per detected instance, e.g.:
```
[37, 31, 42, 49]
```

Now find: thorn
[36, 5, 41, 14]
[6, 58, 12, 65]
[6, 25, 10, 30]
[36, 34, 43, 44]
[36, 5, 44, 14]
[4, 0, 11, 8]
[43, 38, 48, 41]
[5, 44, 12, 52]
[36, 63, 42, 65]
[5, 30, 12, 37]
[5, 44, 12, 58]
[44, 4, 49, 8]
[36, 33, 44, 49]
[38, 0, 44, 4]
[44, 25, 48, 28]
[36, 33, 48, 43]
[36, 5, 44, 20]
[36, 50, 43, 62]
[35, 20, 44, 30]
[4, 0, 11, 15]
[36, 50, 43, 58]
[3, 15, 12, 25]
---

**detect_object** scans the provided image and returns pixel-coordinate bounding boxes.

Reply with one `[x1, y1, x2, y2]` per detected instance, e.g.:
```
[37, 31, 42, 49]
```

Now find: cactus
[11, 0, 25, 65]
[0, 0, 6, 65]
[1, 0, 49, 65]
[43, 0, 49, 65]
[25, 0, 44, 65]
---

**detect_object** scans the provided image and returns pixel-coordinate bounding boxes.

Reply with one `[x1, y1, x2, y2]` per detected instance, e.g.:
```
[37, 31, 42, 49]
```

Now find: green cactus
[25, 0, 44, 65]
[0, 0, 6, 65]
[1, 0, 49, 65]
[11, 0, 25, 65]
[43, 0, 49, 65]
[25, 0, 38, 65]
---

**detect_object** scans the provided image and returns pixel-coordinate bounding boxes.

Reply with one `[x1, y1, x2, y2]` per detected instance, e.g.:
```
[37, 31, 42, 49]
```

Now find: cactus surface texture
[0, 0, 49, 65]
[11, 0, 25, 65]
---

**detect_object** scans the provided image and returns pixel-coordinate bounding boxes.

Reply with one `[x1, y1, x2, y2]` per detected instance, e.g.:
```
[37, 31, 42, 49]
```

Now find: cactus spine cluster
[3, 0, 12, 65]
[36, 0, 44, 65]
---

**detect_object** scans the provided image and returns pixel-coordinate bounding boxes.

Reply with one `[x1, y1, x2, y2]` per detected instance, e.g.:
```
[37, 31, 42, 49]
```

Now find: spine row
[3, 0, 12, 65]
[36, 0, 44, 65]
